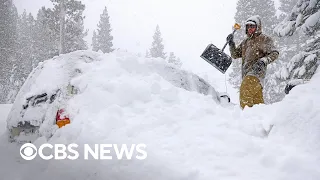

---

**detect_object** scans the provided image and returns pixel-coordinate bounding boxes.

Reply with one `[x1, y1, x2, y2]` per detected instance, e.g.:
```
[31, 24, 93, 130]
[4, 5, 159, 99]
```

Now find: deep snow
[0, 104, 12, 134]
[0, 50, 319, 180]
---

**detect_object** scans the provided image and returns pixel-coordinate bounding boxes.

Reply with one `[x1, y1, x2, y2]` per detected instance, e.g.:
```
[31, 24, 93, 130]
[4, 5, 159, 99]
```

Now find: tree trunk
[59, 0, 66, 54]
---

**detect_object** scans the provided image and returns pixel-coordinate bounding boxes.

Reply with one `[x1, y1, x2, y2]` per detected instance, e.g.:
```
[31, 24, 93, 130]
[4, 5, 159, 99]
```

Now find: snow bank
[0, 104, 12, 134]
[0, 50, 319, 180]
[269, 68, 320, 152]
[7, 50, 221, 140]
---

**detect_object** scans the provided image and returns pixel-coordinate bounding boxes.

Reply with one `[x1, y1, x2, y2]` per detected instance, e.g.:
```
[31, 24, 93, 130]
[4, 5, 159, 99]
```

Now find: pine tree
[277, 0, 303, 55]
[168, 52, 182, 68]
[33, 7, 59, 62]
[149, 25, 166, 59]
[278, 0, 299, 20]
[168, 52, 176, 63]
[27, 13, 37, 67]
[176, 58, 182, 66]
[16, 10, 35, 78]
[264, 0, 302, 103]
[51, 0, 88, 54]
[92, 30, 99, 52]
[145, 50, 150, 58]
[5, 9, 38, 103]
[0, 0, 18, 103]
[95, 6, 114, 53]
[8, 10, 36, 102]
[274, 0, 319, 91]
[59, 0, 66, 54]
[263, 59, 286, 104]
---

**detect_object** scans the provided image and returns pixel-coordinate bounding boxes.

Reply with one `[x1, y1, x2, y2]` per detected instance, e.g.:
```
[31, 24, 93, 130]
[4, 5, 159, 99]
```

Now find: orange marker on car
[56, 109, 70, 128]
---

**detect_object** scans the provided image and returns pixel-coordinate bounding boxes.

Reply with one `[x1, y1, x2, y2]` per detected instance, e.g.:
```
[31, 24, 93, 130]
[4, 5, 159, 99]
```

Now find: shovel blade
[200, 44, 232, 74]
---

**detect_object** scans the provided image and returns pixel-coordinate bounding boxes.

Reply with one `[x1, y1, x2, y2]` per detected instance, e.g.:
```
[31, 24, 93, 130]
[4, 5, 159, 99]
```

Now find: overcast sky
[13, 0, 239, 67]
[12, 0, 280, 93]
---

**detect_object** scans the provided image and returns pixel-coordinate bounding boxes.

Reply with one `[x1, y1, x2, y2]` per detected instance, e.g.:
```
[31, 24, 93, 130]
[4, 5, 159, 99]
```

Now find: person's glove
[252, 57, 269, 74]
[226, 34, 234, 46]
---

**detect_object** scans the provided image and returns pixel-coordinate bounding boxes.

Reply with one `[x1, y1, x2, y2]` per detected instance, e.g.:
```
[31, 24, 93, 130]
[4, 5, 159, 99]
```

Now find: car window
[23, 90, 60, 110]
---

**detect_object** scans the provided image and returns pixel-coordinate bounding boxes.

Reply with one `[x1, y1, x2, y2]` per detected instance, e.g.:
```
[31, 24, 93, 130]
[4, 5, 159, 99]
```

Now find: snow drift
[0, 50, 319, 180]
[6, 50, 221, 142]
[0, 104, 12, 134]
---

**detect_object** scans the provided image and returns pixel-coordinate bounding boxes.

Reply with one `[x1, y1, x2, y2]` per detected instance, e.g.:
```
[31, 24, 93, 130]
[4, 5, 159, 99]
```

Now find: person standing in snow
[226, 15, 279, 109]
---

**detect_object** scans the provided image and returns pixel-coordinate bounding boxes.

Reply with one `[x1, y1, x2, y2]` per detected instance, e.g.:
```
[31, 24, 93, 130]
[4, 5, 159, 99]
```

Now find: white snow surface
[0, 104, 12, 134]
[0, 50, 320, 180]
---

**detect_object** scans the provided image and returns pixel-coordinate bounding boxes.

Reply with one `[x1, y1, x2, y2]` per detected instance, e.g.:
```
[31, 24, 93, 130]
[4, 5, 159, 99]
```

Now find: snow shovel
[200, 23, 241, 74]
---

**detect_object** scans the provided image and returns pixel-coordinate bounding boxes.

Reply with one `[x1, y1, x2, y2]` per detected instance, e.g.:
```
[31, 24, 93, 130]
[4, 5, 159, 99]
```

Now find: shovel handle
[221, 29, 237, 52]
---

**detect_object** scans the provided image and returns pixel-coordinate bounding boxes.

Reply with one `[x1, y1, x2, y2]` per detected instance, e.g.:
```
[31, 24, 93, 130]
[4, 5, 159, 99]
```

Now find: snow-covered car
[5, 51, 98, 143]
[156, 66, 231, 104]
[6, 50, 227, 143]
[7, 85, 77, 143]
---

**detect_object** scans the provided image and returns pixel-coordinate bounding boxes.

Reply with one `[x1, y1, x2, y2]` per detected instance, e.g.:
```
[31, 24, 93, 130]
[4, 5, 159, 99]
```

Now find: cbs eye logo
[20, 143, 37, 160]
